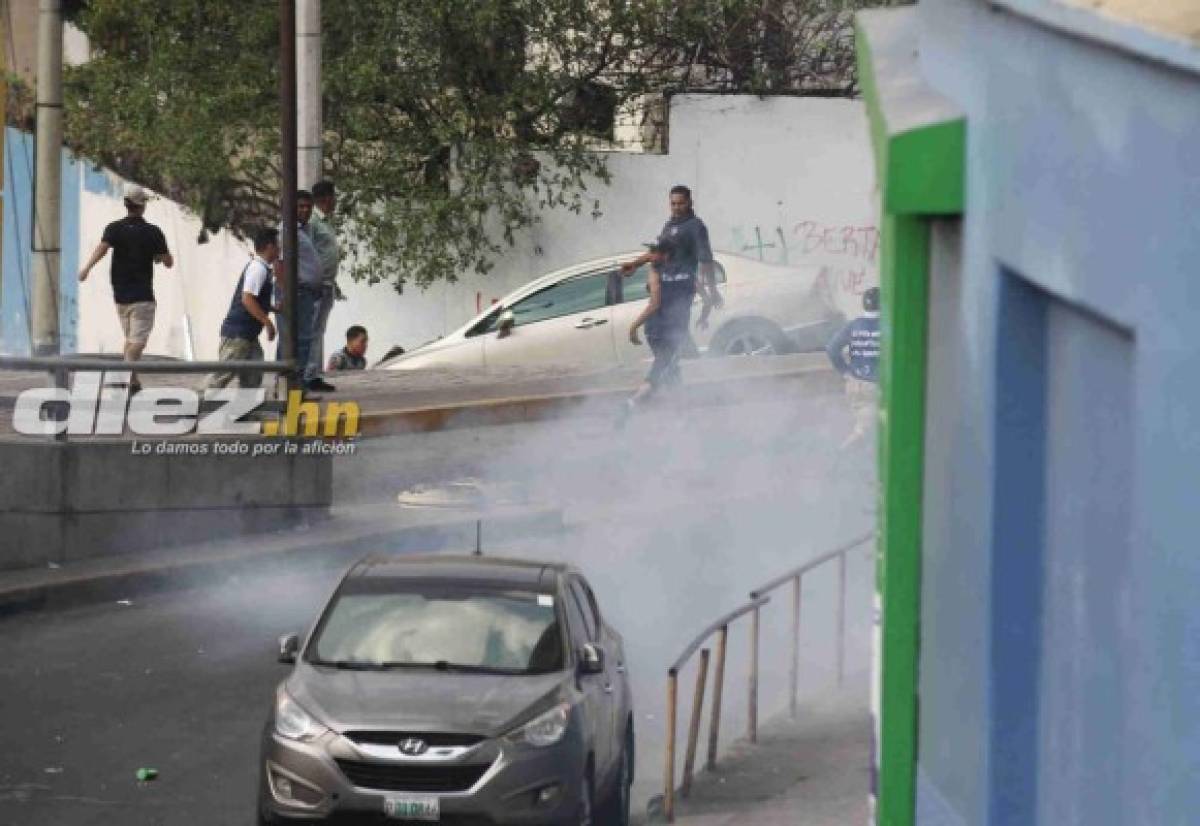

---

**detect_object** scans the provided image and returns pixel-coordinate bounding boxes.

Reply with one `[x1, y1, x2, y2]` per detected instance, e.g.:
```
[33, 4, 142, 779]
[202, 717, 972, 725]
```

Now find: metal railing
[660, 532, 875, 822]
[748, 532, 874, 716]
[663, 595, 769, 822]
[0, 356, 295, 442]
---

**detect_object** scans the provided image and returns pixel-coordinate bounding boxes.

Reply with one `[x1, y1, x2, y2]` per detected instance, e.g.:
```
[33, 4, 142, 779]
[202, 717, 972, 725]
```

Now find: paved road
[0, 391, 876, 825]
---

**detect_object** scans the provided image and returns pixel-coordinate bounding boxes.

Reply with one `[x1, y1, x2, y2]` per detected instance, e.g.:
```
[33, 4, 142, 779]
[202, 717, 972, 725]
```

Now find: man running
[78, 184, 174, 393]
[616, 185, 719, 426]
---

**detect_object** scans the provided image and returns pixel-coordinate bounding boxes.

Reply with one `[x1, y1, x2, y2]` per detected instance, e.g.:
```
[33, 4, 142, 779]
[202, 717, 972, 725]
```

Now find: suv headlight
[275, 690, 327, 742]
[507, 703, 571, 748]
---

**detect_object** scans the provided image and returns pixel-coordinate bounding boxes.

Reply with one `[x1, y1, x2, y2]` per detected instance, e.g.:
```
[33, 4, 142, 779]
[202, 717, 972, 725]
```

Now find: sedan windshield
[309, 586, 564, 674]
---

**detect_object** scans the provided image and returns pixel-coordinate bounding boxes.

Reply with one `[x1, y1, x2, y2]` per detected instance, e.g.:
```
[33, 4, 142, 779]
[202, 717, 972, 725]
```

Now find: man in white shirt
[208, 228, 279, 389]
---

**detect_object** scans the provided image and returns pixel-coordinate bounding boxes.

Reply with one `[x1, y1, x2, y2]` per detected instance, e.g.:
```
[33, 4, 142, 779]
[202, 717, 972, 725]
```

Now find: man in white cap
[79, 183, 174, 392]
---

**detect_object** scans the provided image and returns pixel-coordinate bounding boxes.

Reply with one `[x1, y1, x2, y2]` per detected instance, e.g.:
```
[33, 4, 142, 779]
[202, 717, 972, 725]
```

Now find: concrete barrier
[0, 439, 331, 570]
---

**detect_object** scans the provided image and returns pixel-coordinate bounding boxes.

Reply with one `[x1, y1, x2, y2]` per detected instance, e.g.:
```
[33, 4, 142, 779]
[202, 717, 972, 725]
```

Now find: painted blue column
[1, 126, 81, 355]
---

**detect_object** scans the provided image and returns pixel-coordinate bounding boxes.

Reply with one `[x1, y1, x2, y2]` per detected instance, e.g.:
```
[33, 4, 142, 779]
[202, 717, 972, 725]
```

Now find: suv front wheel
[598, 725, 634, 826]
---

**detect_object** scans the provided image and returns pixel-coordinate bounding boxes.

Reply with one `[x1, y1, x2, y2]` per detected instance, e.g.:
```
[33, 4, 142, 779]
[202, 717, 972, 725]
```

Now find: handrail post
[706, 626, 728, 770]
[664, 671, 678, 822]
[681, 648, 710, 797]
[749, 603, 760, 743]
[837, 550, 847, 686]
[790, 574, 801, 718]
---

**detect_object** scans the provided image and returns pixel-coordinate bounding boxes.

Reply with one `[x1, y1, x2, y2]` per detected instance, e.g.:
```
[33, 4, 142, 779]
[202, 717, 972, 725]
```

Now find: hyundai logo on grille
[399, 738, 429, 756]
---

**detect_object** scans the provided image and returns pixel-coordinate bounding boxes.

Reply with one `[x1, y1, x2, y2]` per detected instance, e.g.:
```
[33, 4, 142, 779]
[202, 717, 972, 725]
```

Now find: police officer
[826, 286, 881, 446]
[615, 185, 719, 426]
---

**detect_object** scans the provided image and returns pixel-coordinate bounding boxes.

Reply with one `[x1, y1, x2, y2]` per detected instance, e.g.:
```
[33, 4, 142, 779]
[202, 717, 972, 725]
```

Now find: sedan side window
[619, 265, 651, 304]
[508, 272, 610, 329]
[617, 261, 726, 305]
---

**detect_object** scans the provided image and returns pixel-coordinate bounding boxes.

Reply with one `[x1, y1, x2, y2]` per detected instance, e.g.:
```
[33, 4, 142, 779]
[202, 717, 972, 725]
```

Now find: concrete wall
[913, 1, 1200, 824]
[0, 439, 332, 569]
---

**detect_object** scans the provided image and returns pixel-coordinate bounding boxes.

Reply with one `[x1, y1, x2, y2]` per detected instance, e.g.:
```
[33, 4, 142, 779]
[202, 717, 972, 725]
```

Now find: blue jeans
[276, 285, 318, 381]
[306, 284, 335, 382]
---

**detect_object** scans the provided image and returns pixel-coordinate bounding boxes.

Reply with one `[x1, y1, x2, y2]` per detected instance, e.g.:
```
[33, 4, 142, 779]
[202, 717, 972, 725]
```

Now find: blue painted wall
[911, 1, 1200, 824]
[1, 127, 81, 355]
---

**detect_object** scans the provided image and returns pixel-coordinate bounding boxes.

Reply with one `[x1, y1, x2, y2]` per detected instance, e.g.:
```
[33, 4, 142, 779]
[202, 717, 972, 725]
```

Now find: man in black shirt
[79, 184, 174, 391]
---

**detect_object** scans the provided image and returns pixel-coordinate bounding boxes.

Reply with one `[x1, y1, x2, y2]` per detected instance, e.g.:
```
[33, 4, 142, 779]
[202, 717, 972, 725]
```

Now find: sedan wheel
[726, 331, 778, 356]
[712, 319, 790, 357]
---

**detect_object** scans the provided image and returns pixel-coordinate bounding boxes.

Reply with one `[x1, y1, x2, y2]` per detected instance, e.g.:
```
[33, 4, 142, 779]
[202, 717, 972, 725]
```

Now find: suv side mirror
[579, 643, 605, 675]
[278, 633, 300, 664]
[496, 310, 515, 339]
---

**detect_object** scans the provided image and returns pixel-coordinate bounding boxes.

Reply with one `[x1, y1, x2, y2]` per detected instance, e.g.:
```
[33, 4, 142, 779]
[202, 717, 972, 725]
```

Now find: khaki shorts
[117, 301, 156, 346]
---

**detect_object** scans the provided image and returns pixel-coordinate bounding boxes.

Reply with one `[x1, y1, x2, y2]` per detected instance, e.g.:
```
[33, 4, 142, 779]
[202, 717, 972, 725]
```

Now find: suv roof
[348, 554, 570, 589]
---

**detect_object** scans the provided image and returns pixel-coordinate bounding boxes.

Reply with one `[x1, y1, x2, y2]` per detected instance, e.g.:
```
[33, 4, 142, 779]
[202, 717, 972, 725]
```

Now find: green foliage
[65, 0, 881, 290]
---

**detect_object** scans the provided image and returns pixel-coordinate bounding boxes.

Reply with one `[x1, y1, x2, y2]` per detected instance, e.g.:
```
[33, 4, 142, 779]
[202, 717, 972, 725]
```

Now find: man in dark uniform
[615, 185, 720, 426]
[78, 184, 174, 392]
[826, 286, 881, 447]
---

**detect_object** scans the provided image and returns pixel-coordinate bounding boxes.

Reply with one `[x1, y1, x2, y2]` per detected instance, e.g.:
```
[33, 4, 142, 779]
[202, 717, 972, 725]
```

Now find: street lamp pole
[280, 0, 299, 392]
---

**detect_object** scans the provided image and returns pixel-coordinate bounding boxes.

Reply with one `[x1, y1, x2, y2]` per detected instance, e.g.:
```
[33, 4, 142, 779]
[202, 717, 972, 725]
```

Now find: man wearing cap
[79, 184, 174, 393]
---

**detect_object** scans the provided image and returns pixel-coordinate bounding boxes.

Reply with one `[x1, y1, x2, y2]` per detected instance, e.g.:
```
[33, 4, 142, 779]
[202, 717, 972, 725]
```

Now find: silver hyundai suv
[258, 555, 634, 825]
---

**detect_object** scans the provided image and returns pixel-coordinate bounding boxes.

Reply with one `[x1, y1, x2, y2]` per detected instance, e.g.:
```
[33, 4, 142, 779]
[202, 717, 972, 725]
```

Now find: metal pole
[280, 0, 299, 392]
[50, 365, 67, 443]
[31, 0, 62, 356]
[838, 551, 847, 686]
[297, 0, 322, 188]
[749, 605, 760, 743]
[706, 626, 728, 770]
[791, 575, 801, 718]
[681, 648, 710, 797]
[664, 672, 678, 822]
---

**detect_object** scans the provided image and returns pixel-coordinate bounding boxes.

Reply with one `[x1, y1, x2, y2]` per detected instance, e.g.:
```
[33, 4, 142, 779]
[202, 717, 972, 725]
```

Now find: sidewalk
[659, 691, 871, 826]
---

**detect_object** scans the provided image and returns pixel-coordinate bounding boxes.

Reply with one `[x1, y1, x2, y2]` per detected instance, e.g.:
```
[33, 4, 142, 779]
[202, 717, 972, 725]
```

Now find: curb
[357, 363, 839, 437]
[0, 506, 563, 618]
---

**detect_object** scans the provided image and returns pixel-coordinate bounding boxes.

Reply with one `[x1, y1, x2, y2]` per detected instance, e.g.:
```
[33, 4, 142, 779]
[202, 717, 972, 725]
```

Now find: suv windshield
[309, 585, 564, 674]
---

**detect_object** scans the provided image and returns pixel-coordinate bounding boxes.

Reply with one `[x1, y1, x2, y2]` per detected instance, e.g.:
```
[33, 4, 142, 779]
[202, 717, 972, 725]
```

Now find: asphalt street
[0, 389, 876, 826]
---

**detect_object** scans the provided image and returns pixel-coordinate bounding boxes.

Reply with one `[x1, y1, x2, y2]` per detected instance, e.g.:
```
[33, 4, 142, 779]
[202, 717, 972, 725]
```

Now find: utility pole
[297, 0, 322, 189]
[280, 0, 299, 390]
[31, 0, 62, 356]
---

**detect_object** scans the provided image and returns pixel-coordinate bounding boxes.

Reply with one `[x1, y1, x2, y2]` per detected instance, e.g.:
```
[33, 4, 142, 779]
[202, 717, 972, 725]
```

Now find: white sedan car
[379, 251, 841, 371]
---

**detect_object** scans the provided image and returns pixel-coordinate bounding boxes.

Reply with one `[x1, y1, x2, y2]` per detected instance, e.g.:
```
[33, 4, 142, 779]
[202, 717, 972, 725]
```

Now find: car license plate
[383, 795, 440, 821]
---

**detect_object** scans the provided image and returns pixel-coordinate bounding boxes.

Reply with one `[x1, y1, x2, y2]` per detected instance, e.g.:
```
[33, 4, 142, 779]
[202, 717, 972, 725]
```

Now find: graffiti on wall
[729, 219, 879, 314]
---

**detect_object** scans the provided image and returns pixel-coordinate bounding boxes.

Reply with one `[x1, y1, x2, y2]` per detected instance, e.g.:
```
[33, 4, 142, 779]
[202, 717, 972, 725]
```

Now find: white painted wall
[76, 94, 878, 363]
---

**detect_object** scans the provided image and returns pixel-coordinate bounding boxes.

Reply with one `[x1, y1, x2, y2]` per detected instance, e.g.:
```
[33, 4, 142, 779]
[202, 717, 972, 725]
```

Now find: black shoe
[306, 379, 337, 393]
[129, 381, 143, 396]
